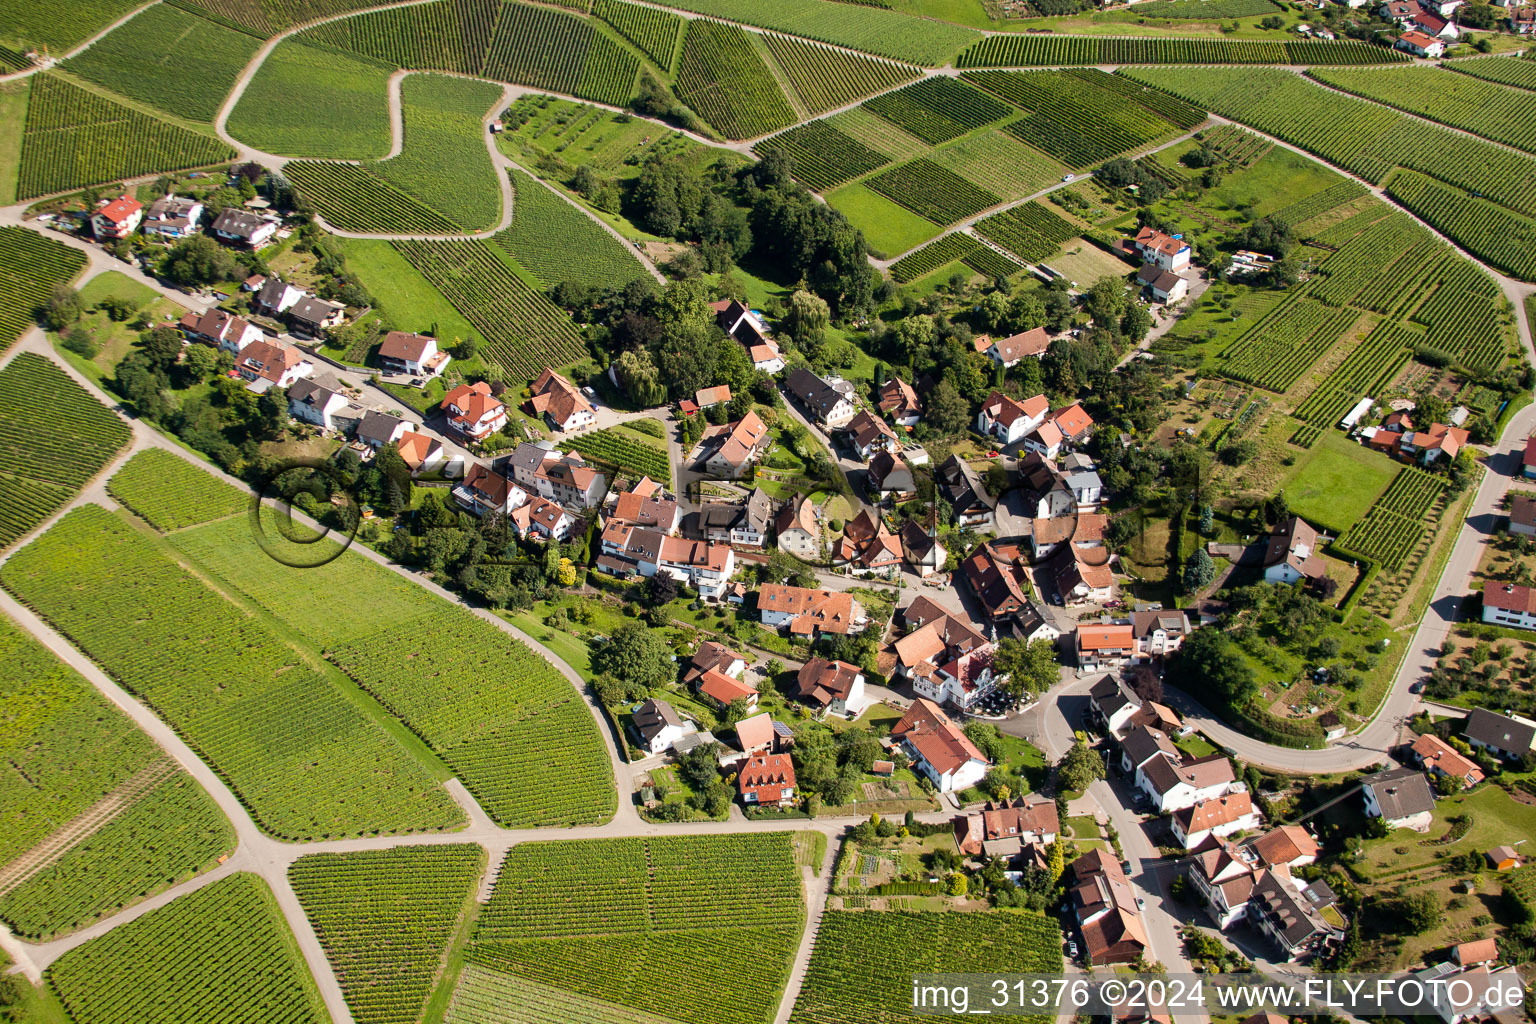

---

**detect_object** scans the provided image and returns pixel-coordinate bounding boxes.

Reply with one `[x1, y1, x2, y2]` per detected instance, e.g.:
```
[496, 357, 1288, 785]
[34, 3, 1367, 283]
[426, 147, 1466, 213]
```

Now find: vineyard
[466, 833, 804, 1024]
[498, 169, 650, 290]
[325, 611, 616, 827]
[1131, 0, 1278, 16]
[1079, 67, 1207, 129]
[47, 873, 328, 1024]
[0, 771, 234, 941]
[291, 845, 484, 1024]
[225, 40, 396, 160]
[1412, 258, 1510, 375]
[166, 0, 387, 36]
[761, 33, 919, 116]
[865, 158, 1000, 225]
[107, 450, 248, 532]
[789, 910, 1062, 1024]
[863, 78, 1010, 145]
[756, 120, 891, 192]
[930, 131, 1067, 205]
[1219, 295, 1361, 392]
[1446, 56, 1536, 93]
[17, 74, 234, 200]
[622, 0, 980, 65]
[1311, 65, 1536, 157]
[447, 965, 686, 1024]
[371, 74, 505, 232]
[1, 0, 145, 50]
[60, 3, 262, 123]
[0, 506, 465, 840]
[957, 36, 1403, 67]
[973, 201, 1079, 262]
[1118, 67, 1536, 227]
[287, 162, 463, 234]
[1272, 179, 1368, 227]
[1197, 123, 1270, 167]
[0, 353, 129, 549]
[393, 238, 588, 381]
[560, 425, 671, 484]
[0, 615, 160, 867]
[675, 21, 797, 140]
[1386, 169, 1536, 284]
[965, 69, 1191, 167]
[1338, 467, 1445, 572]
[890, 233, 1021, 282]
[1293, 321, 1417, 431]
[593, 0, 682, 69]
[0, 228, 86, 352]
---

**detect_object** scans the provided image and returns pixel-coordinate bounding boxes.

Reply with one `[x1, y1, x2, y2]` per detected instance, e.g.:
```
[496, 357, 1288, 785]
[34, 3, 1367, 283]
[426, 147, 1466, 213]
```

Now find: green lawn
[1356, 785, 1536, 880]
[54, 272, 179, 381]
[338, 239, 478, 349]
[1279, 431, 1396, 535]
[827, 183, 941, 258]
[1175, 731, 1219, 760]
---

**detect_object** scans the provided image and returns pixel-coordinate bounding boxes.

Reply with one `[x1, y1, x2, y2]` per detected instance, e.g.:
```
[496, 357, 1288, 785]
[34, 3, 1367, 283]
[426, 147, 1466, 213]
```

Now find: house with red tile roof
[235, 340, 313, 391]
[695, 384, 731, 409]
[695, 668, 758, 710]
[1070, 849, 1149, 964]
[178, 307, 263, 355]
[792, 658, 865, 717]
[833, 508, 904, 576]
[442, 381, 508, 441]
[893, 698, 990, 793]
[510, 496, 576, 542]
[1075, 623, 1136, 671]
[738, 754, 796, 808]
[759, 584, 865, 638]
[1395, 28, 1445, 55]
[1171, 791, 1262, 850]
[91, 195, 143, 239]
[695, 410, 770, 479]
[1133, 226, 1191, 271]
[953, 796, 1060, 857]
[961, 542, 1030, 622]
[1482, 581, 1536, 631]
[527, 367, 595, 432]
[977, 391, 1049, 445]
[984, 327, 1050, 368]
[878, 376, 921, 427]
[455, 463, 524, 517]
[395, 431, 445, 476]
[1399, 422, 1468, 465]
[1410, 732, 1485, 789]
[1262, 516, 1326, 584]
[734, 711, 776, 756]
[1051, 402, 1095, 444]
[842, 409, 899, 460]
[378, 331, 450, 378]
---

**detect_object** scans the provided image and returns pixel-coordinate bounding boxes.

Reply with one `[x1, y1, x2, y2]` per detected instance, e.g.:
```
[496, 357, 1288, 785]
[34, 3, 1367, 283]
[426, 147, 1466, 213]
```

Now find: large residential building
[1189, 826, 1344, 961]
[1132, 744, 1239, 814]
[758, 584, 864, 638]
[977, 391, 1048, 446]
[1361, 766, 1436, 831]
[953, 796, 1059, 858]
[785, 368, 856, 429]
[1075, 622, 1136, 672]
[889, 598, 1002, 711]
[893, 699, 990, 793]
[600, 526, 736, 599]
[961, 542, 1031, 624]
[378, 331, 450, 378]
[527, 368, 595, 432]
[1133, 226, 1191, 272]
[442, 381, 508, 441]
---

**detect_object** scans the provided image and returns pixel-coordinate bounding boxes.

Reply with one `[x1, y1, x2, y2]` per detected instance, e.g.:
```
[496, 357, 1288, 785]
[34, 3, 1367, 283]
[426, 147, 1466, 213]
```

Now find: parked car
[1067, 940, 1079, 957]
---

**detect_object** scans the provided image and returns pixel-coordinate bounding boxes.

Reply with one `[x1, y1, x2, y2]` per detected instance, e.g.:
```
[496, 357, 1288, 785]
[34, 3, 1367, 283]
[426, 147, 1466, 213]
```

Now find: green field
[47, 872, 328, 1024]
[0, 79, 30, 204]
[929, 130, 1067, 204]
[17, 74, 234, 200]
[1, 505, 465, 841]
[0, 0, 143, 51]
[371, 74, 505, 232]
[789, 910, 1062, 1023]
[0, 227, 87, 352]
[0, 613, 161, 867]
[107, 449, 248, 532]
[61, 4, 263, 123]
[340, 237, 479, 344]
[0, 770, 234, 941]
[0, 352, 129, 550]
[291, 845, 484, 1024]
[1277, 431, 1396, 535]
[827, 181, 939, 256]
[166, 514, 617, 827]
[1311, 65, 1536, 158]
[498, 168, 649, 290]
[465, 833, 806, 1024]
[227, 39, 395, 160]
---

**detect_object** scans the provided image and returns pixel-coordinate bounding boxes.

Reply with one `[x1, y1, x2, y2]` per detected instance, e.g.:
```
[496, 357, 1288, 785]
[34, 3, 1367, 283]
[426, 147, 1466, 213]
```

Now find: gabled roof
[357, 410, 409, 446]
[1362, 766, 1436, 819]
[785, 368, 848, 417]
[1090, 675, 1140, 718]
[1077, 623, 1134, 651]
[793, 657, 862, 706]
[378, 331, 436, 362]
[1052, 402, 1094, 439]
[698, 668, 757, 706]
[775, 494, 818, 537]
[95, 195, 143, 224]
[845, 409, 897, 450]
[395, 431, 440, 471]
[1122, 725, 1179, 768]
[442, 380, 505, 426]
[760, 585, 860, 635]
[878, 376, 920, 415]
[735, 711, 775, 752]
[1173, 791, 1255, 835]
[936, 454, 995, 515]
[1263, 516, 1326, 579]
[685, 640, 745, 684]
[989, 327, 1050, 362]
[980, 391, 1048, 429]
[1464, 707, 1536, 753]
[633, 698, 682, 743]
[1142, 753, 1235, 797]
[528, 367, 593, 425]
[696, 384, 732, 407]
[867, 450, 914, 491]
[1249, 824, 1318, 868]
[894, 698, 989, 777]
[1411, 732, 1485, 784]
[738, 753, 795, 802]
[700, 410, 768, 469]
[1482, 583, 1536, 615]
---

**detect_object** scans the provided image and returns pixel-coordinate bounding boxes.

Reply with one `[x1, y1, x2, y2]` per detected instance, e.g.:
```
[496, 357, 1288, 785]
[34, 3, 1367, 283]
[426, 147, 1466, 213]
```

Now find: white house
[893, 699, 990, 793]
[1171, 791, 1263, 850]
[287, 375, 349, 431]
[91, 196, 143, 240]
[235, 341, 313, 391]
[454, 464, 525, 518]
[785, 368, 855, 430]
[142, 196, 202, 239]
[528, 367, 595, 432]
[254, 277, 305, 316]
[977, 391, 1048, 446]
[1361, 766, 1436, 831]
[356, 410, 413, 450]
[1133, 226, 1191, 272]
[378, 331, 450, 378]
[1481, 582, 1536, 631]
[441, 381, 508, 441]
[1395, 29, 1446, 56]
[211, 208, 278, 248]
[1463, 707, 1536, 762]
[1137, 263, 1188, 303]
[1089, 675, 1143, 735]
[1136, 753, 1238, 814]
[1262, 516, 1327, 585]
[511, 497, 576, 543]
[985, 327, 1050, 368]
[910, 644, 1005, 711]
[632, 697, 690, 755]
[791, 658, 867, 717]
[178, 307, 264, 355]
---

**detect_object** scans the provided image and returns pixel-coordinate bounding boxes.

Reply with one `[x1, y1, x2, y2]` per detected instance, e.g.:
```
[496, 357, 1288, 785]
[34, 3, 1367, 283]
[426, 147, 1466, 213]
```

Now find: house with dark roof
[792, 658, 865, 717]
[211, 207, 279, 248]
[842, 409, 899, 461]
[833, 508, 904, 577]
[178, 307, 263, 355]
[1135, 750, 1238, 814]
[935, 454, 996, 530]
[962, 543, 1030, 623]
[1069, 850, 1149, 965]
[1463, 707, 1536, 762]
[287, 374, 350, 432]
[866, 451, 917, 503]
[287, 295, 345, 339]
[356, 410, 413, 450]
[632, 698, 689, 755]
[254, 276, 304, 316]
[235, 340, 313, 391]
[1137, 262, 1187, 304]
[1089, 675, 1142, 734]
[692, 488, 772, 549]
[1361, 766, 1436, 831]
[1263, 516, 1327, 584]
[143, 195, 202, 239]
[785, 368, 856, 429]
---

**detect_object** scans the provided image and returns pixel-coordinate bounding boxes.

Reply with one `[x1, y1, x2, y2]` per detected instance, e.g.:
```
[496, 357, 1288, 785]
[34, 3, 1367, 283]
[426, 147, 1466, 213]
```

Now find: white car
[1062, 174, 1074, 182]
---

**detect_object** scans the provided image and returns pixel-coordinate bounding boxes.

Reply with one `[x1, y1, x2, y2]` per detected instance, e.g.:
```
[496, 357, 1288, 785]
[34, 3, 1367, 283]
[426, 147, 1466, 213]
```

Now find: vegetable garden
[865, 158, 1000, 225]
[291, 845, 484, 1024]
[498, 169, 650, 290]
[0, 506, 465, 841]
[0, 228, 86, 353]
[973, 201, 1079, 262]
[393, 238, 588, 382]
[1338, 467, 1445, 572]
[60, 3, 262, 123]
[789, 909, 1062, 1024]
[761, 33, 918, 116]
[560, 425, 671, 484]
[957, 36, 1403, 67]
[48, 872, 328, 1024]
[756, 120, 891, 193]
[467, 833, 804, 1024]
[17, 74, 234, 200]
[863, 78, 1010, 145]
[675, 21, 797, 140]
[0, 353, 129, 549]
[107, 449, 249, 532]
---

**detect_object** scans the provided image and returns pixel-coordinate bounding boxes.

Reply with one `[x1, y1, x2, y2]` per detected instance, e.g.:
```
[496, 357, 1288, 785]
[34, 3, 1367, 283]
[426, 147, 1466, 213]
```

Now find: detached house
[287, 375, 350, 432]
[378, 331, 450, 378]
[893, 699, 990, 793]
[511, 498, 577, 543]
[288, 295, 345, 339]
[1262, 516, 1327, 585]
[978, 391, 1049, 446]
[1399, 422, 1468, 464]
[759, 584, 865, 638]
[793, 658, 866, 717]
[985, 327, 1051, 368]
[178, 307, 263, 355]
[142, 195, 202, 239]
[738, 754, 796, 808]
[843, 410, 899, 460]
[1075, 622, 1136, 671]
[356, 410, 412, 450]
[954, 796, 1059, 858]
[254, 277, 304, 316]
[1133, 226, 1191, 272]
[455, 463, 523, 517]
[1070, 850, 1149, 965]
[91, 196, 143, 240]
[695, 410, 770, 478]
[1171, 791, 1262, 850]
[1133, 746, 1238, 814]
[1395, 29, 1446, 56]
[1361, 766, 1436, 831]
[527, 367, 595, 432]
[1464, 707, 1536, 762]
[775, 495, 820, 559]
[962, 542, 1031, 623]
[834, 508, 904, 576]
[441, 381, 508, 441]
[890, 598, 1000, 711]
[866, 451, 917, 504]
[936, 454, 996, 530]
[1482, 582, 1536, 631]
[785, 368, 856, 430]
[1089, 675, 1143, 735]
[395, 431, 445, 476]
[878, 376, 921, 427]
[236, 341, 312, 391]
[1137, 263, 1187, 304]
[712, 299, 784, 373]
[1411, 732, 1485, 789]
[211, 208, 279, 248]
[633, 698, 689, 755]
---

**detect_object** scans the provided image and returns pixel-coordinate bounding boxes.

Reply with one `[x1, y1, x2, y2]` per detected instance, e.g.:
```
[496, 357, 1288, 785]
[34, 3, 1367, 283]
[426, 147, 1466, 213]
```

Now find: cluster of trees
[1097, 158, 1169, 205]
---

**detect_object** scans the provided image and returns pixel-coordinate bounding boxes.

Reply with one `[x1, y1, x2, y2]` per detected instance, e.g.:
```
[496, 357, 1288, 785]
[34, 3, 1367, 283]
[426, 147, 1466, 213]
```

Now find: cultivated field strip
[1339, 467, 1446, 572]
[107, 449, 249, 532]
[0, 228, 87, 353]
